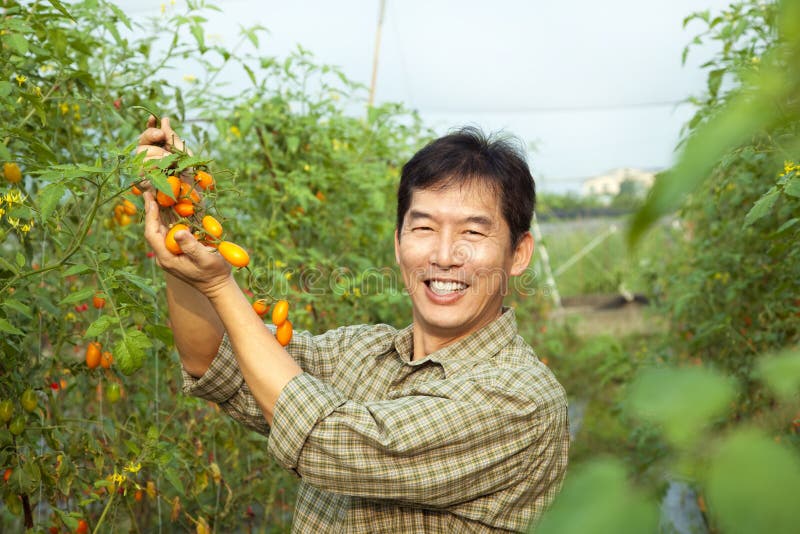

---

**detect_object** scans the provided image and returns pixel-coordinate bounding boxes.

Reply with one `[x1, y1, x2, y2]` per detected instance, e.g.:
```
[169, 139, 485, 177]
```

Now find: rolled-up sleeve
[182, 334, 270, 436]
[267, 367, 568, 509]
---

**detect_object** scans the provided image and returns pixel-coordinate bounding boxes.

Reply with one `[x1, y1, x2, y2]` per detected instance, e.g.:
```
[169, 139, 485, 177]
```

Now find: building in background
[582, 167, 657, 200]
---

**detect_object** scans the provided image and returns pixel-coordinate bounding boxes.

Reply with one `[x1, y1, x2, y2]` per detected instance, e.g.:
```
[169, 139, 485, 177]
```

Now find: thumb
[173, 229, 203, 256]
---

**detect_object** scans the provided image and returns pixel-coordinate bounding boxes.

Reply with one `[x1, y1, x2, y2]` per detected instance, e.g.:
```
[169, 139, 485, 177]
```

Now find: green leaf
[535, 460, 658, 534]
[0, 318, 24, 336]
[62, 264, 91, 276]
[4, 299, 32, 318]
[15, 252, 25, 268]
[114, 329, 152, 375]
[706, 430, 800, 534]
[0, 255, 19, 274]
[164, 467, 185, 495]
[775, 217, 799, 233]
[627, 366, 734, 445]
[59, 287, 96, 305]
[47, 0, 76, 20]
[0, 81, 12, 97]
[743, 187, 779, 227]
[286, 136, 300, 153]
[4, 33, 29, 55]
[757, 346, 800, 401]
[84, 315, 117, 338]
[116, 270, 157, 298]
[784, 175, 800, 198]
[37, 183, 67, 221]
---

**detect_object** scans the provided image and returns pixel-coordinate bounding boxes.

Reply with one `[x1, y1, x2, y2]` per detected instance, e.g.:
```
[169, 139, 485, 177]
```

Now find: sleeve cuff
[182, 333, 245, 404]
[268, 373, 347, 471]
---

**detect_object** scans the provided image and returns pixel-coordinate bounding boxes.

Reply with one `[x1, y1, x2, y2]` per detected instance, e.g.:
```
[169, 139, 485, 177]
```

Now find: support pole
[368, 0, 387, 109]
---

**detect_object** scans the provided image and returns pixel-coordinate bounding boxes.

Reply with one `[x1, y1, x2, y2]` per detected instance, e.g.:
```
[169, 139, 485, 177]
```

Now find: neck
[410, 307, 503, 361]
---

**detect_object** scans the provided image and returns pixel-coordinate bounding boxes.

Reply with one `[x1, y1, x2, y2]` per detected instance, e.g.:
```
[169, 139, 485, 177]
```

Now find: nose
[430, 232, 469, 269]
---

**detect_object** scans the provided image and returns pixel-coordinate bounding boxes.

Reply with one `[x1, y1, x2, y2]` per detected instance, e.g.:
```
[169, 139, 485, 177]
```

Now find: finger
[135, 145, 171, 160]
[138, 127, 166, 147]
[147, 115, 156, 128]
[160, 117, 188, 153]
[143, 193, 167, 252]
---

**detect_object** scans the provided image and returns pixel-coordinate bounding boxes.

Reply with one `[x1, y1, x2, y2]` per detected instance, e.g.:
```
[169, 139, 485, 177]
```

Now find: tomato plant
[0, 0, 424, 530]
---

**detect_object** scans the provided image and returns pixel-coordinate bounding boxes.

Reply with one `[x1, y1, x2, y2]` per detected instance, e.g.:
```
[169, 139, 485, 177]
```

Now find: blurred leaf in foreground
[534, 459, 657, 534]
[627, 366, 734, 446]
[706, 429, 800, 534]
[757, 346, 800, 401]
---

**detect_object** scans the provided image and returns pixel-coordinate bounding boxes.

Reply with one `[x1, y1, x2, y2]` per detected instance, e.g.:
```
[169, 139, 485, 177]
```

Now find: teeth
[429, 280, 467, 294]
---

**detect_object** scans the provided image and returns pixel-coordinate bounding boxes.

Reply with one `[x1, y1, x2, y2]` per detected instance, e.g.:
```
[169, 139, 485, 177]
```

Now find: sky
[115, 0, 732, 193]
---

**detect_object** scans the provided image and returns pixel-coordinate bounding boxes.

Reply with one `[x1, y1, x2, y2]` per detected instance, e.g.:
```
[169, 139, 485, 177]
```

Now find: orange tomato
[276, 320, 293, 346]
[100, 351, 113, 369]
[121, 199, 137, 215]
[76, 518, 89, 534]
[194, 170, 215, 190]
[117, 213, 132, 226]
[179, 182, 201, 203]
[156, 176, 181, 207]
[3, 162, 22, 184]
[165, 223, 189, 255]
[92, 293, 106, 309]
[173, 201, 195, 217]
[131, 184, 143, 195]
[218, 241, 249, 268]
[271, 300, 289, 327]
[252, 300, 269, 317]
[85, 342, 102, 369]
[201, 215, 223, 239]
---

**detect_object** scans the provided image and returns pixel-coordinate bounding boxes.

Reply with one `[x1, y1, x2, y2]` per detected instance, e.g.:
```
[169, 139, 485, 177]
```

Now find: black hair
[396, 126, 536, 247]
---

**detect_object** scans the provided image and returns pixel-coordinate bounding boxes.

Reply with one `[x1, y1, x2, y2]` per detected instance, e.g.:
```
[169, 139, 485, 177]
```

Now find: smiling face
[395, 181, 533, 348]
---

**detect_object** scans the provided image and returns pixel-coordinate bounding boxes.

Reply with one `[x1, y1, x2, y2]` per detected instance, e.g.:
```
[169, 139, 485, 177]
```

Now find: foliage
[0, 0, 425, 531]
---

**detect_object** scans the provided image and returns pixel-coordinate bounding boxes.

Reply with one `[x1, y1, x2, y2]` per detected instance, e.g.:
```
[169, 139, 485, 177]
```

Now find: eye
[465, 229, 485, 237]
[413, 226, 433, 232]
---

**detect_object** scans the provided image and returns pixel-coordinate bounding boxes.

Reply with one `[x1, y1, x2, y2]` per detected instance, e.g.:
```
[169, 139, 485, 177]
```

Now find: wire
[421, 99, 691, 114]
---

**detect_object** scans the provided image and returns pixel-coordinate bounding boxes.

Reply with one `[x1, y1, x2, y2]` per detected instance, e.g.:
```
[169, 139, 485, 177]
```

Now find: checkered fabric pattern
[183, 308, 569, 533]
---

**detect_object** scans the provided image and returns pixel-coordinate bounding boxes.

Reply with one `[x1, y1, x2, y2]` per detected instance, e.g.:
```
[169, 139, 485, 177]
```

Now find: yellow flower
[783, 161, 797, 175]
[183, 74, 196, 83]
[353, 287, 361, 297]
[72, 104, 80, 112]
[7, 216, 19, 228]
[161, 3, 166, 14]
[15, 75, 27, 86]
[284, 272, 293, 280]
[275, 260, 286, 268]
[124, 461, 142, 473]
[303, 164, 311, 172]
[229, 126, 241, 138]
[20, 222, 33, 233]
[33, 86, 42, 97]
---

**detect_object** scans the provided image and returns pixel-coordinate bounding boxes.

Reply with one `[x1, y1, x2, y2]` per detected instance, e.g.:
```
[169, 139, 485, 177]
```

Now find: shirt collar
[389, 307, 518, 377]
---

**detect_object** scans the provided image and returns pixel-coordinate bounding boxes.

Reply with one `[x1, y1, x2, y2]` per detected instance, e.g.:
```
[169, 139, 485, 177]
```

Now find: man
[138, 117, 569, 532]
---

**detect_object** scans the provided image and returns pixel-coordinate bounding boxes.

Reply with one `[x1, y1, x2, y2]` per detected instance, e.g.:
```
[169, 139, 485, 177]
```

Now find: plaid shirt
[183, 308, 569, 533]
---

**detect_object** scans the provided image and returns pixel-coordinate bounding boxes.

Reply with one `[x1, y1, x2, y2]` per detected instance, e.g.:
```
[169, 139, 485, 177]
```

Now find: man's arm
[165, 273, 224, 377]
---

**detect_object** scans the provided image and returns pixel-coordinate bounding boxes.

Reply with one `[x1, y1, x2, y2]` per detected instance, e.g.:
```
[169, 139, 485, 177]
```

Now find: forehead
[406, 181, 502, 221]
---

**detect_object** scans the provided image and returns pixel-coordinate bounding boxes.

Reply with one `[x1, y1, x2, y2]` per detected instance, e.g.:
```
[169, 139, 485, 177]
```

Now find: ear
[394, 229, 401, 265]
[509, 231, 534, 277]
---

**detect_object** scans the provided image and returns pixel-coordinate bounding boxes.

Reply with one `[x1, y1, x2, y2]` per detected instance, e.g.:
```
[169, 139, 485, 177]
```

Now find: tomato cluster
[251, 299, 293, 346]
[136, 160, 293, 348]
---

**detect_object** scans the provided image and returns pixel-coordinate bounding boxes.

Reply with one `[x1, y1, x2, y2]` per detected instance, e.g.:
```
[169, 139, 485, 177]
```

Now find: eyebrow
[407, 209, 493, 228]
